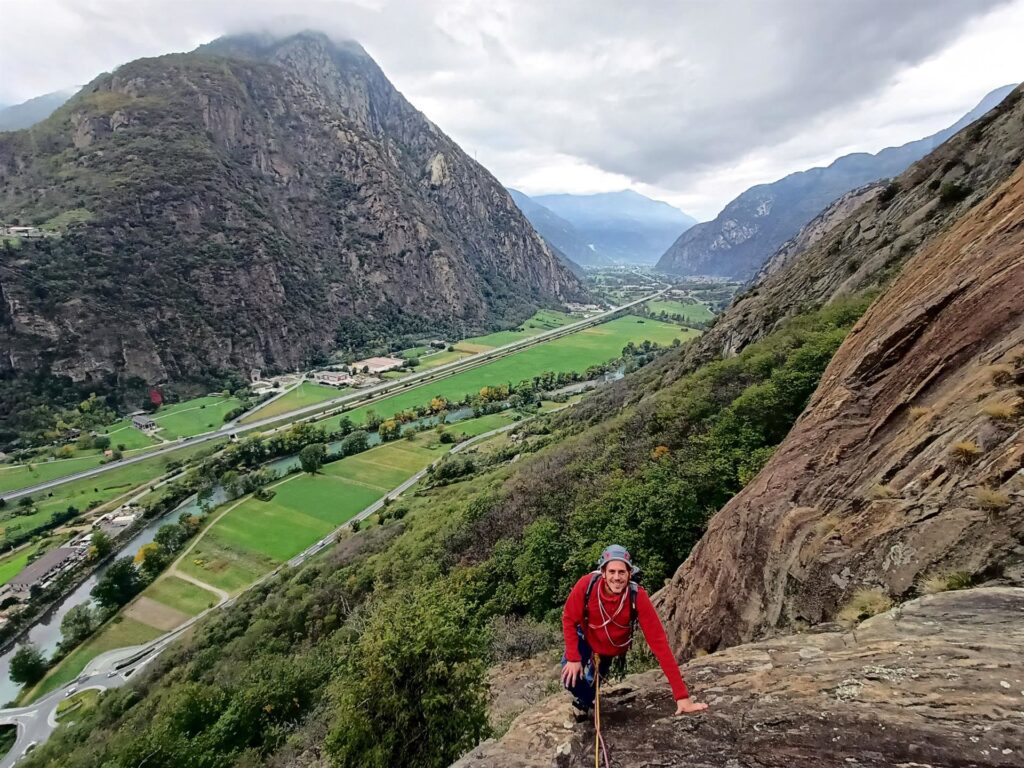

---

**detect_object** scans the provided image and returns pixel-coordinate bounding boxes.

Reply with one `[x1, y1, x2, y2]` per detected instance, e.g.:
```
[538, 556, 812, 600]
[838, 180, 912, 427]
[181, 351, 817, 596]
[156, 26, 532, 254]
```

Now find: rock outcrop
[455, 587, 1024, 767]
[657, 158, 1024, 657]
[656, 85, 1016, 281]
[0, 32, 582, 386]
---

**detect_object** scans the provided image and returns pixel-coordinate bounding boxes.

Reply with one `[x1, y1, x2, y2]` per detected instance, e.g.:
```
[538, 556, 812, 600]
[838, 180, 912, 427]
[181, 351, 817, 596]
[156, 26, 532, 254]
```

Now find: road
[0, 419, 528, 765]
[0, 287, 665, 505]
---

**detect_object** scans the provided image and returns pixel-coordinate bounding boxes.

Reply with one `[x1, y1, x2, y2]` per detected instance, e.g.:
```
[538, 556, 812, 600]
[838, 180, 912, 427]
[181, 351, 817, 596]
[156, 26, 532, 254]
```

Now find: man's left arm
[636, 588, 708, 715]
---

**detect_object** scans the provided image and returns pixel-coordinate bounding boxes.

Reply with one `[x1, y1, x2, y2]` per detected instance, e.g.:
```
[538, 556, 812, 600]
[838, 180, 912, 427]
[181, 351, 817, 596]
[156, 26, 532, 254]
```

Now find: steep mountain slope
[683, 84, 1024, 369]
[534, 190, 697, 264]
[0, 33, 581, 386]
[658, 156, 1024, 657]
[0, 89, 75, 131]
[508, 189, 613, 267]
[657, 84, 1016, 280]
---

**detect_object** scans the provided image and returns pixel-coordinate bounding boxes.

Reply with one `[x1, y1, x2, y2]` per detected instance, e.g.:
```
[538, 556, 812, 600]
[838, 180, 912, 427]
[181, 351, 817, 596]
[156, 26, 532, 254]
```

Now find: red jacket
[562, 573, 689, 700]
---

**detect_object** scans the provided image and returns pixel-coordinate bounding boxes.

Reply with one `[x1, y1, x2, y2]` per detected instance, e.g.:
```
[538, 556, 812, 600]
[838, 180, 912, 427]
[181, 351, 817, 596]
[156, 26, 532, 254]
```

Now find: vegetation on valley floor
[17, 294, 873, 768]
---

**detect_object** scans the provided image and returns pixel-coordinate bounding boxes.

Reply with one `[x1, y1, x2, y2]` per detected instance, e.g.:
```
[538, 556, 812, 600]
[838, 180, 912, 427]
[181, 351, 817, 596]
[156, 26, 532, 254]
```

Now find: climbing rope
[593, 653, 611, 768]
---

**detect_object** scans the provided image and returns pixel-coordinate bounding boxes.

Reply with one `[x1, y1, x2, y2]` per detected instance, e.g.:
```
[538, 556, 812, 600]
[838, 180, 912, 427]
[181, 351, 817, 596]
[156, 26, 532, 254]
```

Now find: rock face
[0, 32, 582, 385]
[454, 588, 1024, 768]
[682, 85, 1024, 371]
[656, 85, 1016, 281]
[657, 157, 1024, 657]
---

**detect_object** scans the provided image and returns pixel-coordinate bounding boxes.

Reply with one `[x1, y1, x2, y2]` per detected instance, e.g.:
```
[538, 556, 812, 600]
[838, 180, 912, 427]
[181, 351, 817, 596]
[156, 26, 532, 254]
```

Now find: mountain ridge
[656, 83, 1017, 279]
[0, 32, 582, 388]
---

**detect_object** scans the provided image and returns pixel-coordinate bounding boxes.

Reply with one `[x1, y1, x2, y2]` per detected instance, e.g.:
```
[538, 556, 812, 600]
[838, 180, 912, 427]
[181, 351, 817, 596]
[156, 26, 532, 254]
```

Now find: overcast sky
[2, 0, 1023, 220]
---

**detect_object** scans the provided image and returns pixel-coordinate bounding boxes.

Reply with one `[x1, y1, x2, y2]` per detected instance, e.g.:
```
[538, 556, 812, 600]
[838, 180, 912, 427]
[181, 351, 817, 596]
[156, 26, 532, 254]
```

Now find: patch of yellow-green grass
[55, 688, 101, 721]
[981, 400, 1020, 422]
[950, 440, 982, 464]
[42, 208, 94, 232]
[837, 588, 893, 624]
[152, 396, 245, 438]
[178, 538, 274, 594]
[918, 570, 973, 595]
[144, 575, 219, 616]
[645, 298, 714, 322]
[972, 486, 1011, 510]
[239, 382, 345, 424]
[0, 543, 41, 585]
[27, 616, 163, 702]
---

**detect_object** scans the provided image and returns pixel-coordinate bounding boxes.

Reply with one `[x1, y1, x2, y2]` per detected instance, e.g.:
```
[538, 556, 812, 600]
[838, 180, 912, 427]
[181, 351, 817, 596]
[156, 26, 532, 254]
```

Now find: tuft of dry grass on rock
[908, 405, 932, 421]
[950, 440, 982, 464]
[981, 400, 1020, 421]
[989, 364, 1014, 386]
[919, 571, 974, 595]
[837, 588, 893, 624]
[972, 486, 1011, 510]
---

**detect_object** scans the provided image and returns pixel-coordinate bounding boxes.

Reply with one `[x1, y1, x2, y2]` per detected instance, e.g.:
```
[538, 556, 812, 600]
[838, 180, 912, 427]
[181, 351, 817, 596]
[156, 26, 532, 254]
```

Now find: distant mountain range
[656, 84, 1017, 280]
[0, 88, 78, 131]
[510, 189, 696, 266]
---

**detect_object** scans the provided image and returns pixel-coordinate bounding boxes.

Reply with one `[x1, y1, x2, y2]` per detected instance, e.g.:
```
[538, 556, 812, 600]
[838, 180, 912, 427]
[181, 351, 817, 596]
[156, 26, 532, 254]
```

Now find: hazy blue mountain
[532, 189, 697, 265]
[657, 84, 1017, 280]
[0, 88, 76, 131]
[508, 189, 614, 267]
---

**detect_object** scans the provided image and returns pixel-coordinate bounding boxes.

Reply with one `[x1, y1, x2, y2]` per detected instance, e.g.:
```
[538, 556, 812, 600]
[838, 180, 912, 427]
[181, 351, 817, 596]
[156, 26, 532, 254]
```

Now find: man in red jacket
[561, 544, 707, 717]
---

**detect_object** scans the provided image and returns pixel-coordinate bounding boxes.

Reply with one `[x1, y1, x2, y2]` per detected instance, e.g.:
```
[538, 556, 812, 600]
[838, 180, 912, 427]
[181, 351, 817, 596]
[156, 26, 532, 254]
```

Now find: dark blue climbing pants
[561, 629, 613, 709]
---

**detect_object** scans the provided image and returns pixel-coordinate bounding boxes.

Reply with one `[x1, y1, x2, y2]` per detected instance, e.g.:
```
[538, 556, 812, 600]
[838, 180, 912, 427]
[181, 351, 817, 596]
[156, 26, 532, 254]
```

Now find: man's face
[603, 561, 630, 594]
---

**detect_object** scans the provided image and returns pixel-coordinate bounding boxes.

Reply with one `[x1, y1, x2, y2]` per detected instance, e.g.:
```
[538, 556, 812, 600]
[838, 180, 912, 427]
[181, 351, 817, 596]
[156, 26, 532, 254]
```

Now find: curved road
[0, 288, 665, 505]
[0, 419, 530, 765]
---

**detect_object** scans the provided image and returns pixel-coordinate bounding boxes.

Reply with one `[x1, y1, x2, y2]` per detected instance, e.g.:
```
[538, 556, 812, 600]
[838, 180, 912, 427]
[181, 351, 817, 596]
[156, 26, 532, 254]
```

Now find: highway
[0, 418, 531, 765]
[0, 287, 665, 505]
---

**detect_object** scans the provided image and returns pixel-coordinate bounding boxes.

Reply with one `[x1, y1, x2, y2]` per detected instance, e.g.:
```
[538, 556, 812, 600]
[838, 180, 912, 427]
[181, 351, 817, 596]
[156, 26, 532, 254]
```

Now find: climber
[561, 544, 708, 717]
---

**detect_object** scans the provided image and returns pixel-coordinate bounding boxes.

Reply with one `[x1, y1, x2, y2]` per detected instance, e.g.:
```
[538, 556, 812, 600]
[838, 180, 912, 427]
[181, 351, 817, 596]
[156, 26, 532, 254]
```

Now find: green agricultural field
[99, 421, 160, 450]
[177, 433, 456, 593]
[416, 349, 473, 370]
[152, 396, 245, 438]
[444, 411, 519, 438]
[239, 382, 345, 424]
[0, 440, 226, 547]
[462, 309, 575, 349]
[324, 315, 693, 431]
[400, 346, 431, 358]
[144, 575, 219, 616]
[0, 543, 41, 585]
[28, 616, 162, 701]
[646, 298, 715, 323]
[0, 454, 106, 494]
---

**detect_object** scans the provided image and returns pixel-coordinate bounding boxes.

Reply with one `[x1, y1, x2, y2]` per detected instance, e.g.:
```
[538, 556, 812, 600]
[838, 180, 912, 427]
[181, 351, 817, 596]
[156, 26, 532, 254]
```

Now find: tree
[339, 430, 369, 457]
[9, 644, 47, 686]
[378, 419, 400, 441]
[135, 543, 169, 579]
[88, 530, 114, 561]
[325, 583, 488, 768]
[60, 604, 97, 647]
[93, 434, 111, 450]
[91, 557, 143, 611]
[299, 443, 327, 474]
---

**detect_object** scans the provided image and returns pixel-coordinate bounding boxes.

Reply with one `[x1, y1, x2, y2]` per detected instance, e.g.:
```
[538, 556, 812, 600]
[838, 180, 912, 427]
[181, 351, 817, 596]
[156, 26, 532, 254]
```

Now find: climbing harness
[581, 571, 639, 650]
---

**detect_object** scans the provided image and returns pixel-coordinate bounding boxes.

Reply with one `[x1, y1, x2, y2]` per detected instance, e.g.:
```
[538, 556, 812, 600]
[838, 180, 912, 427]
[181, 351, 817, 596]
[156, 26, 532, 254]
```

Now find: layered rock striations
[455, 588, 1024, 767]
[658, 157, 1024, 657]
[0, 32, 582, 385]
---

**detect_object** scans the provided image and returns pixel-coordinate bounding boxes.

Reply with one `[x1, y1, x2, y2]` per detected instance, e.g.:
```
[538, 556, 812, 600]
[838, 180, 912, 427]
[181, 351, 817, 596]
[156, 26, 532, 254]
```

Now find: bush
[837, 588, 893, 624]
[919, 570, 973, 595]
[971, 486, 1010, 510]
[488, 615, 557, 662]
[938, 181, 971, 206]
[877, 181, 900, 205]
[950, 441, 982, 464]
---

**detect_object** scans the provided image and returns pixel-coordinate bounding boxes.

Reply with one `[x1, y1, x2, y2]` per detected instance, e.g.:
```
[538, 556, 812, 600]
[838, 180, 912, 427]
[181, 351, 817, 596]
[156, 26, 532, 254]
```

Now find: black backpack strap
[628, 582, 639, 645]
[580, 571, 601, 629]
